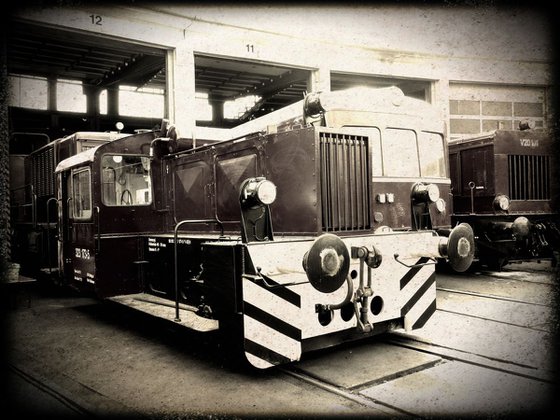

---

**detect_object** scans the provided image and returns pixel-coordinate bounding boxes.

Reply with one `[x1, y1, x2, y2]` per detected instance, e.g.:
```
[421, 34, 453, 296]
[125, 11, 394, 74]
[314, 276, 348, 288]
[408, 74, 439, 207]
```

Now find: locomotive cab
[54, 131, 161, 295]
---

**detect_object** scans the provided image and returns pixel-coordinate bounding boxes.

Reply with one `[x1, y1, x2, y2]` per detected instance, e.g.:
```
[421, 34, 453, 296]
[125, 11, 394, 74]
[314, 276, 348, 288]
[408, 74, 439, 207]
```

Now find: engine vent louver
[508, 154, 550, 200]
[319, 132, 370, 231]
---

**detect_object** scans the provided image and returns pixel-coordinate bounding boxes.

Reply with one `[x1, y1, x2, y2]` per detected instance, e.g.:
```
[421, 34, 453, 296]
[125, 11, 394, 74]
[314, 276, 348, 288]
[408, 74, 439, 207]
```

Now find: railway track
[278, 264, 557, 417]
[5, 262, 556, 417]
[5, 363, 92, 417]
[280, 331, 554, 417]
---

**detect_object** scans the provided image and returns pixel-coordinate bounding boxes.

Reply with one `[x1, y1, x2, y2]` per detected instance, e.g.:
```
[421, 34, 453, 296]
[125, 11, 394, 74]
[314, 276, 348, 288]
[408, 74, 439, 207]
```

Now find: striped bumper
[241, 234, 439, 369]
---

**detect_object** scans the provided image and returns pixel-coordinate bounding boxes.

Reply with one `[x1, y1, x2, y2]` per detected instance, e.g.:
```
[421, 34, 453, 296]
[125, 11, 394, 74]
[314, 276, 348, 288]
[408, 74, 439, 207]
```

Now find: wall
[10, 3, 554, 137]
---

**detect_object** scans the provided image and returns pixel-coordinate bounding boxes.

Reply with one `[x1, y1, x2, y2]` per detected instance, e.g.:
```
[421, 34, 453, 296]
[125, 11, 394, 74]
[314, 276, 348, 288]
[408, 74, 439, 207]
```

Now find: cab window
[72, 168, 92, 220]
[101, 155, 152, 206]
[382, 129, 420, 177]
[418, 132, 446, 177]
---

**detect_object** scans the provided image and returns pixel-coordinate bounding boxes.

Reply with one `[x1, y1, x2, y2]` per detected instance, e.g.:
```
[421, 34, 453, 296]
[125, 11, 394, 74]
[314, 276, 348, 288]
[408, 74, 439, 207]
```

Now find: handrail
[66, 197, 73, 242]
[31, 185, 37, 228]
[45, 197, 59, 273]
[173, 218, 224, 322]
[94, 206, 101, 254]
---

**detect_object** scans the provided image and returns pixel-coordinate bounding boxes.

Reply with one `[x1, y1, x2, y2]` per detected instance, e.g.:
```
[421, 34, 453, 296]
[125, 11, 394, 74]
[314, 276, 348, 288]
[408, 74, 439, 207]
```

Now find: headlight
[242, 178, 277, 206]
[256, 180, 277, 205]
[426, 184, 440, 202]
[493, 194, 510, 211]
[412, 183, 440, 203]
[435, 198, 446, 213]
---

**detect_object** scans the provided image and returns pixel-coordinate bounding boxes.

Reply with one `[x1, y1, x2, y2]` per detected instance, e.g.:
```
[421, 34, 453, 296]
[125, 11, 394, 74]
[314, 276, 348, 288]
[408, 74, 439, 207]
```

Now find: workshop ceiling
[7, 21, 430, 124]
[7, 21, 310, 121]
[7, 22, 167, 89]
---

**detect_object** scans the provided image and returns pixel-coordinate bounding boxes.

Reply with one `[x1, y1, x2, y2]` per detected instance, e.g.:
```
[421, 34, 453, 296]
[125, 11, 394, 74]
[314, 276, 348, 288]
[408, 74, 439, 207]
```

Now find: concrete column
[47, 77, 58, 130]
[47, 77, 57, 111]
[107, 87, 119, 117]
[83, 85, 100, 130]
[166, 45, 196, 138]
[309, 67, 331, 93]
[209, 94, 224, 126]
[432, 78, 450, 139]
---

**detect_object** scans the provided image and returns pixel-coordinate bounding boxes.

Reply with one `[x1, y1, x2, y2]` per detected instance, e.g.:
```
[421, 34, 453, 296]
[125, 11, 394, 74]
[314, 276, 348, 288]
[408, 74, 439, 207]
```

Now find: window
[224, 95, 261, 120]
[382, 129, 419, 177]
[418, 132, 446, 177]
[119, 85, 164, 118]
[449, 84, 546, 139]
[99, 90, 107, 115]
[72, 169, 92, 220]
[8, 75, 48, 110]
[195, 92, 213, 121]
[57, 79, 87, 113]
[101, 155, 152, 206]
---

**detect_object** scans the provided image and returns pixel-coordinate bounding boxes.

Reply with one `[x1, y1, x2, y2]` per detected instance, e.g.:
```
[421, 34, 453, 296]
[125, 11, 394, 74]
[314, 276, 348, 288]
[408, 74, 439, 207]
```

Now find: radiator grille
[31, 147, 55, 197]
[320, 132, 370, 231]
[508, 154, 550, 200]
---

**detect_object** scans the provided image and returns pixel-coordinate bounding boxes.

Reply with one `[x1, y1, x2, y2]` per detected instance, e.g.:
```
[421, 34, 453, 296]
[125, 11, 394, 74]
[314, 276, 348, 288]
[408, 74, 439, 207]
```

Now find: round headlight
[412, 183, 440, 203]
[435, 198, 446, 213]
[493, 194, 510, 211]
[256, 180, 277, 205]
[426, 184, 440, 203]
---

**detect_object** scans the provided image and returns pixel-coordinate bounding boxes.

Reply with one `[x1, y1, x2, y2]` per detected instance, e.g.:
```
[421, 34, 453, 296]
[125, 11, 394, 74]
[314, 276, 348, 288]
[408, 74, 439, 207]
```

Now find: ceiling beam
[92, 55, 164, 88]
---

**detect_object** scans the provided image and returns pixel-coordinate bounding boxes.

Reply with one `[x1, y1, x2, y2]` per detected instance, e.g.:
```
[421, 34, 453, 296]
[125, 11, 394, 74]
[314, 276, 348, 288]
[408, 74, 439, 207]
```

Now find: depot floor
[2, 277, 386, 419]
[1, 264, 558, 419]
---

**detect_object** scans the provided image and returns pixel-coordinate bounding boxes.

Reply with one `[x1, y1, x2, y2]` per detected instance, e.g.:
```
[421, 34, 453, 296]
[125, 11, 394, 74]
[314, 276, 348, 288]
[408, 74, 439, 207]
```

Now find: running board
[107, 293, 219, 332]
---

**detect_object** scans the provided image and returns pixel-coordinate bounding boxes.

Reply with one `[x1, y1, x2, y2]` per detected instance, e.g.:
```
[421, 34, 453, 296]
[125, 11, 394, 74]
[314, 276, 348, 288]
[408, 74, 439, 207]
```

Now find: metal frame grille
[31, 147, 55, 197]
[508, 154, 550, 200]
[320, 132, 370, 231]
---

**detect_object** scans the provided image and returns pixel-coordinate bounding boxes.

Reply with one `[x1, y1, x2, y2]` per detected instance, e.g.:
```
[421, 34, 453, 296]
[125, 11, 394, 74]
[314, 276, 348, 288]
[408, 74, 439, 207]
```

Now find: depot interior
[7, 11, 551, 154]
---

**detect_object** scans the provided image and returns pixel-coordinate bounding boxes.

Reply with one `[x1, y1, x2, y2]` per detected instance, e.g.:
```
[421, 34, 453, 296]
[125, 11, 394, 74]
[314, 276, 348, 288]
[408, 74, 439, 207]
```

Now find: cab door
[60, 166, 96, 291]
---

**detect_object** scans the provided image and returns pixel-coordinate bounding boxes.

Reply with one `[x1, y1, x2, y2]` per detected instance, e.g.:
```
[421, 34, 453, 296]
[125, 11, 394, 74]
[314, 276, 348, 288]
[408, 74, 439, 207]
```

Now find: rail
[173, 219, 224, 322]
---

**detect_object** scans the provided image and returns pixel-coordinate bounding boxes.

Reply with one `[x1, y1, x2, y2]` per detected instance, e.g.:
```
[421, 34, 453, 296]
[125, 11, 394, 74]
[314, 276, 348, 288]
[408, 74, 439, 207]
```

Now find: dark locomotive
[9, 131, 128, 275]
[19, 87, 475, 369]
[449, 126, 559, 270]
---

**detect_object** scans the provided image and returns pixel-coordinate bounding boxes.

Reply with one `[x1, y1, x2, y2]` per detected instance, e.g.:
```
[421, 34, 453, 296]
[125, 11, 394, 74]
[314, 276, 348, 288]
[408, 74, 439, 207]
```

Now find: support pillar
[83, 85, 101, 131]
[166, 46, 196, 138]
[309, 67, 331, 93]
[209, 94, 224, 127]
[432, 78, 450, 139]
[107, 87, 119, 118]
[47, 77, 58, 133]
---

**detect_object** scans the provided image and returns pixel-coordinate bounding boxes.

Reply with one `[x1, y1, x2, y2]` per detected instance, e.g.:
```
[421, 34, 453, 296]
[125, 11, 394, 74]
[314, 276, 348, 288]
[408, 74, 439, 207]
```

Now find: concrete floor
[2, 281, 385, 418]
[2, 262, 558, 418]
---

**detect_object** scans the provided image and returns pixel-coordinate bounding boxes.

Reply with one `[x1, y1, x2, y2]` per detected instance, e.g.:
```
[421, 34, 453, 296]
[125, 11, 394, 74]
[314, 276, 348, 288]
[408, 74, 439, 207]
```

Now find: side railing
[173, 219, 224, 321]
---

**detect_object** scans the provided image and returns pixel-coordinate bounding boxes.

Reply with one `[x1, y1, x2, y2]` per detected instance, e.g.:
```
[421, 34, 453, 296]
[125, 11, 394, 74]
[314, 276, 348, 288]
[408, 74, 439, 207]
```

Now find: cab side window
[72, 168, 92, 220]
[101, 155, 152, 206]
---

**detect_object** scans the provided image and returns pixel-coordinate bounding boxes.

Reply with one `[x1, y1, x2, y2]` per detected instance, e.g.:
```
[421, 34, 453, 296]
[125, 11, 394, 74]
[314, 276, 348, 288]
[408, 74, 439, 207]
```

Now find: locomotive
[449, 126, 559, 270]
[48, 86, 474, 369]
[9, 130, 128, 275]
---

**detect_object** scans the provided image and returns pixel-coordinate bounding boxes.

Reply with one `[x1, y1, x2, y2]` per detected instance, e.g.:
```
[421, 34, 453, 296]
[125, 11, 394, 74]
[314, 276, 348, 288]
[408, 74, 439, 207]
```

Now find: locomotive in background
[448, 124, 559, 270]
[50, 86, 475, 369]
[9, 130, 128, 275]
